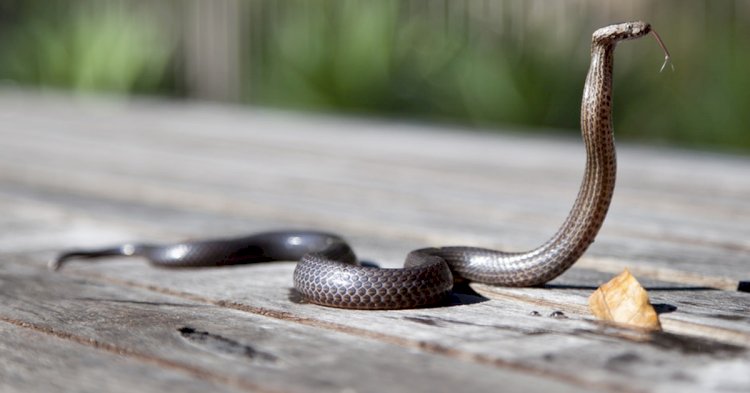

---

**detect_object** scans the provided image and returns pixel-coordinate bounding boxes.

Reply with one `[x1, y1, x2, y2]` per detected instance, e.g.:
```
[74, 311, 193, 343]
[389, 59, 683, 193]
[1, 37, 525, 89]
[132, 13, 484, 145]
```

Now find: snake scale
[52, 22, 671, 310]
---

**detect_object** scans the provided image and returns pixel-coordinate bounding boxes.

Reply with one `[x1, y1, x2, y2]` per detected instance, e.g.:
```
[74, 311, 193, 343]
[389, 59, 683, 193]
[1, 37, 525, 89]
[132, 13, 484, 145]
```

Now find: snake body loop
[52, 22, 666, 310]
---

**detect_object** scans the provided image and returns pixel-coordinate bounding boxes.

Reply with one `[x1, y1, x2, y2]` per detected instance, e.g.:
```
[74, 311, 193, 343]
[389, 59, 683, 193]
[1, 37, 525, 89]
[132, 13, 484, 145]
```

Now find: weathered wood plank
[0, 258, 597, 393]
[45, 236, 748, 342]
[0, 322, 251, 393]
[4, 248, 749, 393]
[32, 255, 750, 393]
[1, 189, 747, 392]
[472, 269, 750, 345]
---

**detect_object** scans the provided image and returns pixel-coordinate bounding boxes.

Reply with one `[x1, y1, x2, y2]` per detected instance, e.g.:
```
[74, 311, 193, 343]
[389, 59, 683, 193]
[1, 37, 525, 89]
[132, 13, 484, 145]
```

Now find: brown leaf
[588, 269, 661, 331]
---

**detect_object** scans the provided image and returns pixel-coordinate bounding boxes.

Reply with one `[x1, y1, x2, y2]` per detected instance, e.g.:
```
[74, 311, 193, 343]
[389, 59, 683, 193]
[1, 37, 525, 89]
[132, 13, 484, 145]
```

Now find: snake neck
[532, 42, 617, 268]
[439, 40, 622, 286]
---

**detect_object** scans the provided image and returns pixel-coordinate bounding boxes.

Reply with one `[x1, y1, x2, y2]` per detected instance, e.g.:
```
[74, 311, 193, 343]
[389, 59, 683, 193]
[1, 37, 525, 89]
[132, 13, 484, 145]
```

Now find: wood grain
[0, 90, 748, 393]
[0, 258, 599, 393]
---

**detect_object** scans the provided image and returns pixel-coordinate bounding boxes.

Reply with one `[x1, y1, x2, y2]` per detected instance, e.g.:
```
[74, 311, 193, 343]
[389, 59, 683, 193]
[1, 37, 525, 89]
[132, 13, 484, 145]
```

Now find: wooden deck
[1, 90, 748, 393]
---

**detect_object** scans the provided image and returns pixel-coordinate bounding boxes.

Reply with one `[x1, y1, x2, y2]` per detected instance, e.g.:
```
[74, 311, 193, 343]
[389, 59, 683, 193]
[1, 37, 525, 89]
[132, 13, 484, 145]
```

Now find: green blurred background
[1, 0, 748, 153]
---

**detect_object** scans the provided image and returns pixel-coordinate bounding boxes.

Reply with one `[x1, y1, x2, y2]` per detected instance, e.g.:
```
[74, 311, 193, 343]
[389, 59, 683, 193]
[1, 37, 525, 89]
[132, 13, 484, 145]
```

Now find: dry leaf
[588, 269, 661, 331]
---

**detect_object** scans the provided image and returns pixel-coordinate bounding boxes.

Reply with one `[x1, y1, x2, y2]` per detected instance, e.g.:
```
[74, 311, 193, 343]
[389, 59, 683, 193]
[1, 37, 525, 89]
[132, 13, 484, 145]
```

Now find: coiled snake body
[53, 22, 670, 310]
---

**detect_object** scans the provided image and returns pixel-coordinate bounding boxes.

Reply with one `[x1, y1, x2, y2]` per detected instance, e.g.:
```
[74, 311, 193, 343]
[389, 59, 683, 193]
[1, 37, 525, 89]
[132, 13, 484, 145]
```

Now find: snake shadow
[448, 281, 491, 306]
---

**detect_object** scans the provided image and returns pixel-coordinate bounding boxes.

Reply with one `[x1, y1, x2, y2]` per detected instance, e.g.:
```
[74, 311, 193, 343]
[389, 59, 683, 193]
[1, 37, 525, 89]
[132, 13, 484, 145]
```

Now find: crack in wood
[399, 315, 554, 336]
[648, 332, 746, 356]
[568, 326, 748, 359]
[178, 326, 278, 363]
[0, 316, 284, 393]
[73, 297, 203, 308]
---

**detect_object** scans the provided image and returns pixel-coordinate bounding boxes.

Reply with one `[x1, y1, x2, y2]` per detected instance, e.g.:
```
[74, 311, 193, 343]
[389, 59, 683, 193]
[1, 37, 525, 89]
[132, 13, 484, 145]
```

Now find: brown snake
[432, 21, 672, 287]
[53, 22, 671, 310]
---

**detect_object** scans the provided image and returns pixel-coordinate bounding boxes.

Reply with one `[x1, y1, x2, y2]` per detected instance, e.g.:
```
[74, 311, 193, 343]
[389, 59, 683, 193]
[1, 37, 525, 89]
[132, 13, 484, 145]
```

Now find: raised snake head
[593, 21, 652, 44]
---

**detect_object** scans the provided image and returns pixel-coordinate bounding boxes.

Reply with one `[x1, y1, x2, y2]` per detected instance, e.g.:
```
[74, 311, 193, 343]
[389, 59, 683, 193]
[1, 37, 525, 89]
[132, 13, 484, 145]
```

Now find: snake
[51, 22, 671, 310]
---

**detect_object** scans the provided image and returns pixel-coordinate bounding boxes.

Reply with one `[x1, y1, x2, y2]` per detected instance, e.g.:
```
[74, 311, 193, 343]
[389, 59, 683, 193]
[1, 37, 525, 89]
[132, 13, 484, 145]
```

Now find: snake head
[593, 21, 651, 44]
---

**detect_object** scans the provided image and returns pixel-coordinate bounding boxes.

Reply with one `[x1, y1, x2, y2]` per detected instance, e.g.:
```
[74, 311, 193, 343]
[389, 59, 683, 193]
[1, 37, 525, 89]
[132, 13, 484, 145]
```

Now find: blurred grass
[253, 2, 584, 128]
[0, 1, 176, 94]
[0, 1, 748, 153]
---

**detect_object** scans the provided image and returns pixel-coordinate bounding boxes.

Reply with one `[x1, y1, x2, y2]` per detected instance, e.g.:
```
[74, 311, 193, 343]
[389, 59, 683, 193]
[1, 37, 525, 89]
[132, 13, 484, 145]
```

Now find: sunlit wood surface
[1, 91, 748, 393]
